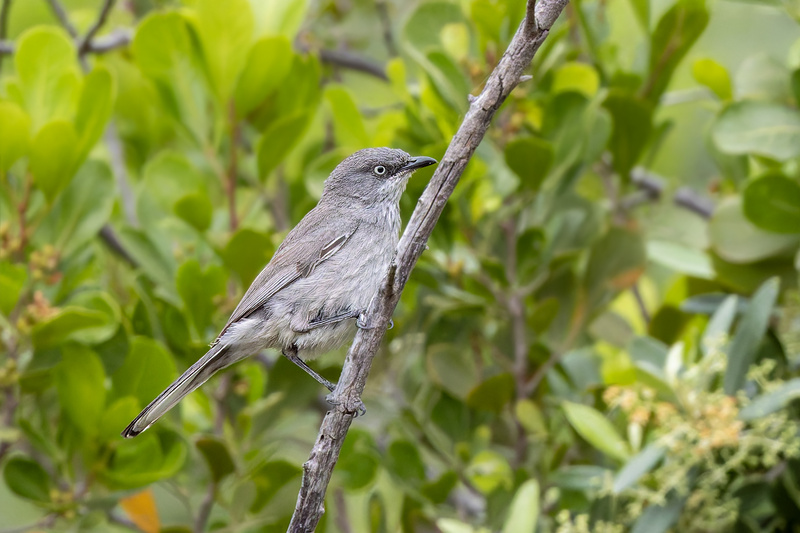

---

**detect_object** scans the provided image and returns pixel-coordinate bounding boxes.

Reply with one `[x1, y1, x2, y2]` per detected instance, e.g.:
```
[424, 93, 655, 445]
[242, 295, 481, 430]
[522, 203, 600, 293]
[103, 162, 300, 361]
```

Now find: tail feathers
[121, 343, 230, 438]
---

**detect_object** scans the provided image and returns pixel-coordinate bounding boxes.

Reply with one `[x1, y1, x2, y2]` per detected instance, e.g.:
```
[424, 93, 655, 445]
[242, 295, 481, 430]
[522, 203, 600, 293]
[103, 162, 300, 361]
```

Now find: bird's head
[322, 147, 437, 205]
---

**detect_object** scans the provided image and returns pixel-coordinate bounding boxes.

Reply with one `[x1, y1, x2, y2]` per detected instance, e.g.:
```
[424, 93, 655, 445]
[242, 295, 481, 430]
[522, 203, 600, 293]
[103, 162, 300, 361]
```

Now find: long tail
[121, 342, 232, 438]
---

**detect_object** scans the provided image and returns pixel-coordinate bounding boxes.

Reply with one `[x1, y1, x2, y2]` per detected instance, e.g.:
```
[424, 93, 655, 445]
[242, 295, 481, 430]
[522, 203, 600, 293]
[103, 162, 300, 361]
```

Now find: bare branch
[44, 0, 78, 38]
[85, 28, 131, 53]
[287, 1, 570, 531]
[319, 49, 388, 81]
[78, 0, 116, 55]
[99, 226, 138, 268]
[0, 0, 11, 42]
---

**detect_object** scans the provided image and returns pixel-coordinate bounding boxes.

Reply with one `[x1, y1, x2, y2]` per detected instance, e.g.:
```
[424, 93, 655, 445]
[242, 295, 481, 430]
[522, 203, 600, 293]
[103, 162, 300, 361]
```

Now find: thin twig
[78, 0, 115, 55]
[319, 49, 388, 81]
[287, 1, 569, 531]
[375, 0, 397, 57]
[194, 481, 217, 533]
[44, 0, 78, 37]
[99, 226, 137, 267]
[227, 102, 240, 231]
[0, 0, 12, 43]
[105, 121, 138, 226]
[85, 28, 131, 53]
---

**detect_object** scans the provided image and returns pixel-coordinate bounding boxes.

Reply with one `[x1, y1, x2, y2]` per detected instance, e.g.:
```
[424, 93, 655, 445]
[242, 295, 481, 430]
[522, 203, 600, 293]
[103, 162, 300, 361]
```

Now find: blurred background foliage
[1, 0, 800, 531]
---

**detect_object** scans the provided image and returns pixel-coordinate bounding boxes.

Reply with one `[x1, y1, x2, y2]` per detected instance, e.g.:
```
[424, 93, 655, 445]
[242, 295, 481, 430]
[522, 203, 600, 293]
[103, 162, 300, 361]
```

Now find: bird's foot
[326, 391, 367, 417]
[356, 313, 393, 330]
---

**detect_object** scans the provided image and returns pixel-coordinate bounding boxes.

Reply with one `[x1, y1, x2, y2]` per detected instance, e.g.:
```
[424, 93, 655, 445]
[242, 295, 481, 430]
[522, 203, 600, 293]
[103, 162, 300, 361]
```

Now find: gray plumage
[122, 148, 436, 438]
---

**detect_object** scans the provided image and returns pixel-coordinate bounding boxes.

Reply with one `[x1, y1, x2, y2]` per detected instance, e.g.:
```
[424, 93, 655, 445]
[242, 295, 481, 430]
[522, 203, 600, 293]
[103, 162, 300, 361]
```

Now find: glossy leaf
[256, 112, 312, 179]
[562, 401, 631, 461]
[504, 137, 554, 192]
[3, 457, 51, 503]
[0, 262, 27, 316]
[56, 345, 106, 435]
[602, 91, 652, 179]
[692, 58, 732, 100]
[325, 85, 370, 149]
[501, 480, 540, 533]
[221, 228, 274, 286]
[740, 378, 800, 421]
[74, 67, 115, 163]
[112, 336, 177, 408]
[176, 259, 227, 332]
[613, 444, 666, 493]
[196, 437, 236, 482]
[234, 36, 293, 117]
[29, 120, 78, 202]
[724, 277, 779, 394]
[742, 172, 800, 234]
[709, 198, 800, 264]
[0, 101, 31, 171]
[712, 101, 800, 161]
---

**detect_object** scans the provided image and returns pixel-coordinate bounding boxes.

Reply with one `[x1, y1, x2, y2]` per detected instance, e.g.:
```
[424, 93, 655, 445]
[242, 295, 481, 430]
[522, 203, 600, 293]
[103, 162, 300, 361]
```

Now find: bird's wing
[218, 213, 360, 337]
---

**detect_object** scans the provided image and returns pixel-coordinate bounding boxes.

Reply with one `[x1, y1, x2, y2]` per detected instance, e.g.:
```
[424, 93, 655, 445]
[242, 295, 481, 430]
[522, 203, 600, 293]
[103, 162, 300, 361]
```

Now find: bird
[122, 148, 437, 438]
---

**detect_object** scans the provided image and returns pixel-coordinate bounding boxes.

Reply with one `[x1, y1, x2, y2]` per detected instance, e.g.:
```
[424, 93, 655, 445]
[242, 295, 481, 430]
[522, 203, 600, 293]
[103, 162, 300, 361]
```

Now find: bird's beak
[401, 156, 438, 172]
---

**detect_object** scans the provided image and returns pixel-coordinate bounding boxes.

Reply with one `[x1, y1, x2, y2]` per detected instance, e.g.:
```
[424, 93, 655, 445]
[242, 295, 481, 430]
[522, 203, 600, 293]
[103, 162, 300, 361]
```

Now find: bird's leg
[298, 308, 362, 332]
[356, 313, 393, 330]
[282, 345, 336, 392]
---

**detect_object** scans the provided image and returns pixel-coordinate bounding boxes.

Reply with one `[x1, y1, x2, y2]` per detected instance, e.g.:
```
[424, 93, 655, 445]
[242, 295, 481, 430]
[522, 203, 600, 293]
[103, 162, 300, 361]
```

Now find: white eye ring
[374, 165, 387, 176]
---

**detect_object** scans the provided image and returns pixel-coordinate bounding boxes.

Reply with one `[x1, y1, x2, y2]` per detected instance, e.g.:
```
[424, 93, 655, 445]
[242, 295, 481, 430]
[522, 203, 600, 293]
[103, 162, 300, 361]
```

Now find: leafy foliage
[1, 0, 800, 532]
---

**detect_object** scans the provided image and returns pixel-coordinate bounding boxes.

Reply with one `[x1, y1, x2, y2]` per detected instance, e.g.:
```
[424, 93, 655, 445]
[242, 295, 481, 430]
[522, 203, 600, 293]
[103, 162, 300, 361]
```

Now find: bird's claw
[356, 314, 393, 330]
[326, 392, 367, 417]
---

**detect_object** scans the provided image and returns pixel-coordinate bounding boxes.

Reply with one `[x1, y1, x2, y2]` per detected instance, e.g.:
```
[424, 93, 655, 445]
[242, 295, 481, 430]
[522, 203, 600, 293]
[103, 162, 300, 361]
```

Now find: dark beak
[401, 156, 437, 172]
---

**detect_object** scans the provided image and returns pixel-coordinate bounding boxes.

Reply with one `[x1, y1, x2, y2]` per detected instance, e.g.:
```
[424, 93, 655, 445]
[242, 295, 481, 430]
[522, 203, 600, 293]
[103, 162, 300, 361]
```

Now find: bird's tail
[121, 342, 232, 438]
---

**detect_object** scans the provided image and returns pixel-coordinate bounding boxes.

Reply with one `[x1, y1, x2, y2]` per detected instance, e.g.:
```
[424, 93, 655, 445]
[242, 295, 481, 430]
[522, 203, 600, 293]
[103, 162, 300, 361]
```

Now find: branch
[44, 0, 78, 38]
[318, 49, 388, 81]
[287, 1, 570, 531]
[0, 28, 131, 56]
[0, 0, 12, 42]
[78, 0, 115, 55]
[99, 226, 138, 268]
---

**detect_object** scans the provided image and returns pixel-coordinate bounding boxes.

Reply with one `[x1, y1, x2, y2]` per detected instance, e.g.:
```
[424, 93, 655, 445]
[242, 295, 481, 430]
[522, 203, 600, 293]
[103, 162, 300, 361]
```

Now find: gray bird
[122, 148, 436, 438]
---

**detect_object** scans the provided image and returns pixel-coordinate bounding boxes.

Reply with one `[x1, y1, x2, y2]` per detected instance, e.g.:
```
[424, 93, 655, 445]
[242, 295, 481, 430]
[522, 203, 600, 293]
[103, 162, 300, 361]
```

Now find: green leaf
[504, 137, 554, 193]
[34, 160, 115, 258]
[74, 67, 115, 163]
[56, 345, 106, 435]
[249, 460, 301, 513]
[221, 228, 274, 287]
[174, 192, 213, 232]
[465, 450, 513, 494]
[724, 277, 779, 394]
[692, 58, 732, 100]
[712, 101, 800, 161]
[141, 151, 211, 216]
[646, 0, 709, 102]
[14, 27, 80, 131]
[584, 228, 647, 307]
[196, 437, 236, 482]
[602, 91, 652, 179]
[256, 111, 312, 180]
[562, 401, 631, 461]
[421, 471, 458, 504]
[627, 0, 649, 31]
[67, 291, 122, 345]
[251, 0, 310, 39]
[234, 36, 293, 117]
[742, 173, 800, 234]
[132, 12, 193, 80]
[466, 373, 515, 413]
[709, 198, 800, 264]
[112, 336, 176, 409]
[176, 259, 227, 332]
[29, 120, 78, 202]
[427, 343, 479, 399]
[104, 431, 187, 489]
[186, 0, 254, 102]
[553, 62, 600, 97]
[702, 295, 738, 356]
[631, 496, 684, 533]
[0, 262, 27, 316]
[3, 457, 51, 502]
[99, 397, 140, 442]
[325, 85, 369, 149]
[740, 378, 800, 421]
[31, 307, 108, 349]
[501, 479, 540, 533]
[647, 240, 713, 279]
[613, 444, 666, 493]
[386, 440, 426, 485]
[0, 101, 31, 171]
[116, 228, 177, 292]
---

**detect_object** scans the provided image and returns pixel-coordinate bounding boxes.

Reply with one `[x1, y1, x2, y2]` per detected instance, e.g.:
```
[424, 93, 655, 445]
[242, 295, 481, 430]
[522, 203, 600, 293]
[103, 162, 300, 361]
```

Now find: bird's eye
[373, 165, 387, 176]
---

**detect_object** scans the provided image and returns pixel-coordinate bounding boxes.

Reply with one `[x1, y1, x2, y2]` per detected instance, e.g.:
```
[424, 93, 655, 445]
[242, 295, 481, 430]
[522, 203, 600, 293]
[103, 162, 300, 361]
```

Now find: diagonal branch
[286, 1, 570, 531]
[78, 0, 116, 55]
[44, 0, 78, 38]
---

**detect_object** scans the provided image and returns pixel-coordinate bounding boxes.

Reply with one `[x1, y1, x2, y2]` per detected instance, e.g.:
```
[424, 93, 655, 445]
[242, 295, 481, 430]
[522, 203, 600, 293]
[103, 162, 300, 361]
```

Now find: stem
[78, 0, 116, 55]
[227, 101, 240, 232]
[286, 1, 569, 530]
